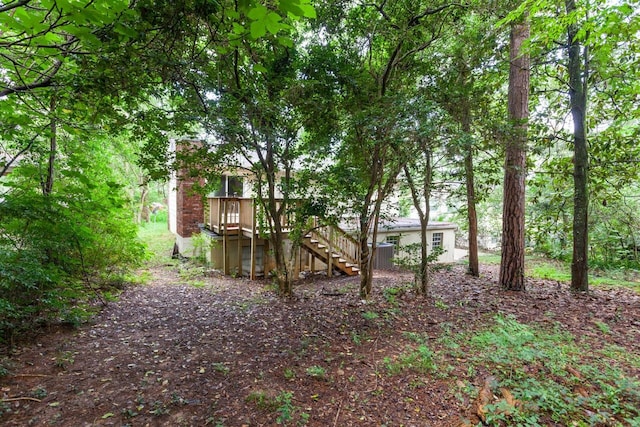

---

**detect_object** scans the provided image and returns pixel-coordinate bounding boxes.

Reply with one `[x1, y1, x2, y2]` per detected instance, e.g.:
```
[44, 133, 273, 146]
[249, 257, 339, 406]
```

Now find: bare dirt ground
[1, 262, 639, 426]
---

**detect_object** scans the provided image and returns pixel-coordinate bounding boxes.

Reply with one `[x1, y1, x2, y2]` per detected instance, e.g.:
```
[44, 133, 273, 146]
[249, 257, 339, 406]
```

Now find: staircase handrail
[309, 221, 360, 266]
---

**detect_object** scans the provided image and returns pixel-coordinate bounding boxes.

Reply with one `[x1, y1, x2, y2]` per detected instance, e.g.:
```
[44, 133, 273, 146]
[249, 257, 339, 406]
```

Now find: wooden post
[327, 226, 333, 277]
[223, 200, 229, 275]
[250, 202, 257, 280]
[237, 200, 243, 277]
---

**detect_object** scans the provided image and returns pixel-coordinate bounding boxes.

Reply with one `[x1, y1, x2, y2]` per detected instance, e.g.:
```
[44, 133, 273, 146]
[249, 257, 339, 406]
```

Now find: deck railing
[206, 197, 361, 268]
[308, 221, 360, 265]
[207, 197, 296, 236]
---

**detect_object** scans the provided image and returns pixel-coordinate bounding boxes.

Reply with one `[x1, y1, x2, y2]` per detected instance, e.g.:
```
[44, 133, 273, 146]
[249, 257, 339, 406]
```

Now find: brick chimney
[174, 140, 204, 240]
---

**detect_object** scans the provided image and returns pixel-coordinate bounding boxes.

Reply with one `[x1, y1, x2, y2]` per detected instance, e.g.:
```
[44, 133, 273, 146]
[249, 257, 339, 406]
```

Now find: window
[432, 232, 443, 249]
[213, 175, 244, 197]
[385, 235, 400, 251]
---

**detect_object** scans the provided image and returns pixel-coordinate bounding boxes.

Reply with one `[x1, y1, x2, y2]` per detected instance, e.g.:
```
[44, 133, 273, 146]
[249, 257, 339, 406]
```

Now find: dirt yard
[1, 263, 639, 426]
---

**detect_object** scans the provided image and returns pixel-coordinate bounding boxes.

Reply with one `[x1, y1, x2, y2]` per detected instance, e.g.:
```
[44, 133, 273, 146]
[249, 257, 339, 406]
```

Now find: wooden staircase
[302, 224, 361, 276]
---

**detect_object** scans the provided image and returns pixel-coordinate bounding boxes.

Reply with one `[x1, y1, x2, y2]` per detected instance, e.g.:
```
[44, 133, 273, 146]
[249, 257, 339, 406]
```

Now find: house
[167, 141, 456, 278]
[374, 217, 457, 264]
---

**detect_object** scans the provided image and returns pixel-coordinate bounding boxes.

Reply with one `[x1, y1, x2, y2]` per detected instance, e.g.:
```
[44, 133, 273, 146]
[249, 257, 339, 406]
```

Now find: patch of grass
[591, 275, 640, 292]
[527, 261, 571, 282]
[382, 285, 408, 306]
[246, 390, 307, 425]
[178, 264, 206, 281]
[361, 311, 379, 321]
[459, 315, 640, 425]
[246, 390, 277, 411]
[31, 386, 47, 399]
[384, 344, 435, 375]
[0, 357, 13, 377]
[54, 351, 74, 369]
[275, 391, 295, 424]
[212, 362, 230, 375]
[305, 365, 326, 379]
[477, 253, 502, 265]
[402, 331, 428, 345]
[350, 330, 370, 345]
[594, 320, 611, 334]
[138, 220, 176, 266]
[434, 299, 449, 310]
[283, 367, 296, 380]
[148, 400, 169, 416]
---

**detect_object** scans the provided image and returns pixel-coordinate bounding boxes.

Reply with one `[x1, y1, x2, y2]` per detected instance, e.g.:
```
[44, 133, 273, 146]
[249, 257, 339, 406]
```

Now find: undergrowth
[458, 315, 640, 426]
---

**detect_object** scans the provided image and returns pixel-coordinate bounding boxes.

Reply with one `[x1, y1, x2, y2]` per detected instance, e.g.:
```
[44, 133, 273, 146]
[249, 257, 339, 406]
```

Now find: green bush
[0, 166, 144, 344]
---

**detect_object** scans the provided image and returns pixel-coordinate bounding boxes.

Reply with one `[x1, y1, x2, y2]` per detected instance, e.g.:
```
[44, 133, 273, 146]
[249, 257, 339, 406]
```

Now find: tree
[401, 102, 452, 294]
[507, 0, 640, 289]
[499, 18, 530, 291]
[210, 43, 310, 297]
[565, 0, 589, 291]
[307, 0, 463, 298]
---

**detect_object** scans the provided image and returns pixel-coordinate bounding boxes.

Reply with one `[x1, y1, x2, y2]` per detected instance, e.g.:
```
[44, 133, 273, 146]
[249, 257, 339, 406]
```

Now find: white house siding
[375, 219, 456, 264]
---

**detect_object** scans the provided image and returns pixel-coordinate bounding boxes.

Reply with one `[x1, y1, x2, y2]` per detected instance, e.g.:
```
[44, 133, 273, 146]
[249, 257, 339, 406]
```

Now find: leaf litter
[0, 263, 638, 426]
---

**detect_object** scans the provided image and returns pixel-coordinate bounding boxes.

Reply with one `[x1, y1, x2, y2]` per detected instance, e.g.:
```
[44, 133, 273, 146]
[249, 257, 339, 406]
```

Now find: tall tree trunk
[499, 20, 530, 291]
[566, 0, 589, 292]
[446, 57, 479, 277]
[139, 177, 150, 223]
[462, 117, 479, 277]
[403, 143, 432, 294]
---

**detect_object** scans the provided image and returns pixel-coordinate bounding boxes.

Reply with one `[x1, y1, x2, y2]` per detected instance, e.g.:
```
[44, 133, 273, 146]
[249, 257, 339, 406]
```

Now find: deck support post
[250, 203, 257, 280]
[223, 200, 229, 275]
[237, 200, 242, 277]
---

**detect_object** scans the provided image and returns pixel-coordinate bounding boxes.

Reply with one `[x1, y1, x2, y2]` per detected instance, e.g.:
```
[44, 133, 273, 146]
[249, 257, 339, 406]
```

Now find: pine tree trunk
[566, 0, 589, 292]
[499, 20, 530, 291]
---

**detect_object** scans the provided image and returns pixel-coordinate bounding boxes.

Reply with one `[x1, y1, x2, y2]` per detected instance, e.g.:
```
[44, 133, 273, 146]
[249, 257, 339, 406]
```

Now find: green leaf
[232, 23, 245, 35]
[247, 5, 268, 20]
[265, 12, 283, 35]
[250, 21, 266, 39]
[278, 36, 294, 48]
[299, 3, 316, 19]
[253, 64, 268, 73]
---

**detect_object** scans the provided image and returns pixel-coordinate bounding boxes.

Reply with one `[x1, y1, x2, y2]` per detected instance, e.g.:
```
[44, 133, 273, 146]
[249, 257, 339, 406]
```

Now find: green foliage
[465, 315, 640, 425]
[246, 389, 305, 425]
[275, 391, 295, 424]
[361, 311, 379, 321]
[305, 365, 326, 379]
[393, 242, 444, 289]
[0, 150, 144, 345]
[384, 344, 435, 375]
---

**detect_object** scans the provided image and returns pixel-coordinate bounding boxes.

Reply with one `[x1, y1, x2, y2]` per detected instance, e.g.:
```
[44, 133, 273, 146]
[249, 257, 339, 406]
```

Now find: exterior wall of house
[376, 224, 456, 263]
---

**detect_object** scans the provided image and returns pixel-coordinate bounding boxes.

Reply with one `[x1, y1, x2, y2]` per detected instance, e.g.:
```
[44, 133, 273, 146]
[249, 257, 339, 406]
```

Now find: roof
[378, 217, 457, 232]
[341, 217, 457, 233]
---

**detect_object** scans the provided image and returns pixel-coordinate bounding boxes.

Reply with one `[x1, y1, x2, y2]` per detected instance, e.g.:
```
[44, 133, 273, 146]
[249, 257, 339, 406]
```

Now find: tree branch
[0, 59, 63, 97]
[0, 0, 32, 14]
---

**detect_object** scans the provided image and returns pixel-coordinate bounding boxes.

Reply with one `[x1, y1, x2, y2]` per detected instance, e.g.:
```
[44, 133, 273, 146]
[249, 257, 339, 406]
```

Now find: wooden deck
[204, 197, 361, 279]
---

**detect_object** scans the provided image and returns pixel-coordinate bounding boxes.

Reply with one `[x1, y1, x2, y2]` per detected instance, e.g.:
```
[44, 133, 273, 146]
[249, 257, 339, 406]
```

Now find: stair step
[310, 239, 319, 244]
[318, 244, 326, 249]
